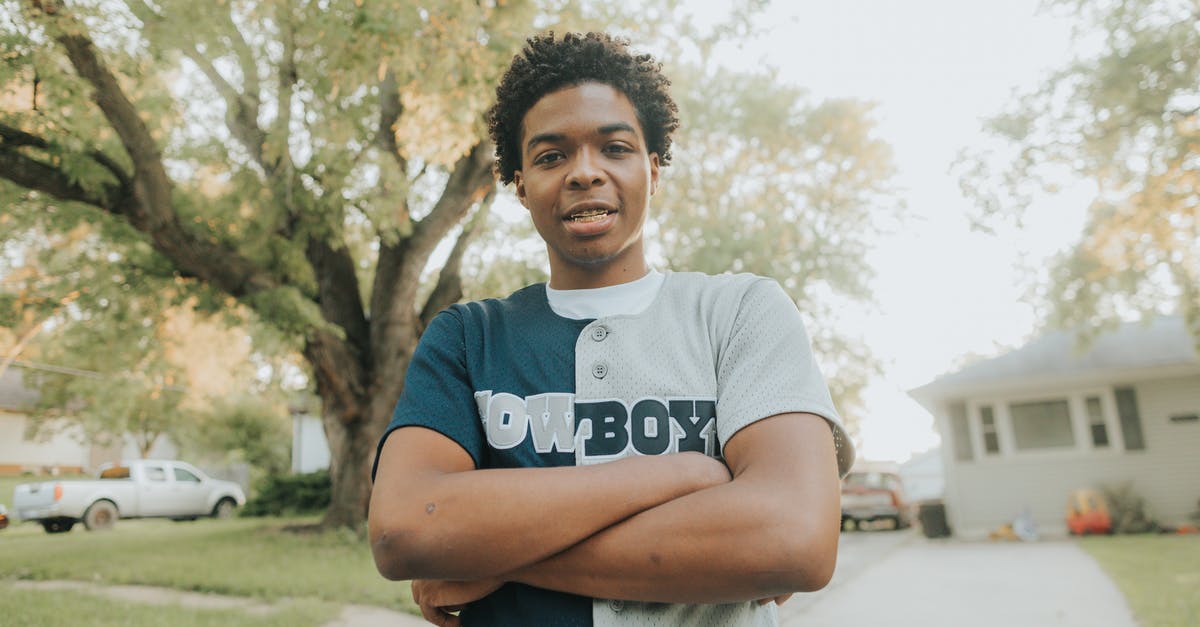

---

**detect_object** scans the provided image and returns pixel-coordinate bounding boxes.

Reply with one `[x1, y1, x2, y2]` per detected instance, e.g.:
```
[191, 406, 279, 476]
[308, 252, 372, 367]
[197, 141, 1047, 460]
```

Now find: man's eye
[534, 152, 562, 165]
[605, 144, 633, 154]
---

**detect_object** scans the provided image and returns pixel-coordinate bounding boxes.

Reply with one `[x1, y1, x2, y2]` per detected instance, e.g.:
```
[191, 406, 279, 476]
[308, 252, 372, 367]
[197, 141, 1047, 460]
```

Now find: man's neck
[547, 257, 650, 290]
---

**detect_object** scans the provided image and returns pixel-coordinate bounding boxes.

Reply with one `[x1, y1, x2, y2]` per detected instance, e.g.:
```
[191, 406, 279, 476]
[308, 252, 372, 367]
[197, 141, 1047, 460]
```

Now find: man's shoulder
[665, 271, 777, 303]
[445, 283, 548, 319]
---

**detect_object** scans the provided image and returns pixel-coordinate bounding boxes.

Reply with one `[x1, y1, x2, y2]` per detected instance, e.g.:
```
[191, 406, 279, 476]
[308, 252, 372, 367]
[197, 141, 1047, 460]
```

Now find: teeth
[569, 209, 610, 222]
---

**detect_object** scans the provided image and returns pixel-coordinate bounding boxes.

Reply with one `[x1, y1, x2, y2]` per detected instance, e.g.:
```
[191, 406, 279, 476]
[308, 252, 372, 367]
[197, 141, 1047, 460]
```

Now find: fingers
[413, 580, 463, 627]
[418, 600, 441, 625]
[756, 592, 795, 606]
[417, 597, 462, 626]
[419, 605, 461, 627]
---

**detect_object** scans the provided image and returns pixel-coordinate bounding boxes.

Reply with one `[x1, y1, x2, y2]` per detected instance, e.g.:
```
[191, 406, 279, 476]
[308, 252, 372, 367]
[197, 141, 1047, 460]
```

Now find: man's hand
[412, 578, 504, 626]
[758, 592, 794, 606]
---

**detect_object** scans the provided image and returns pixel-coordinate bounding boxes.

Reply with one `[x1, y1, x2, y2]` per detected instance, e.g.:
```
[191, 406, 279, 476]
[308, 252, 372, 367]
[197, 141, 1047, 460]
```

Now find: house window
[1010, 399, 1075, 450]
[980, 405, 1000, 454]
[1114, 387, 1145, 450]
[949, 401, 973, 461]
[1085, 396, 1109, 447]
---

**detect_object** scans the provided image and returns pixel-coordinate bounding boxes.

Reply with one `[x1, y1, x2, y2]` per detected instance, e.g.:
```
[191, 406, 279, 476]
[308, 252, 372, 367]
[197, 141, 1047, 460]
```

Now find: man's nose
[566, 148, 605, 189]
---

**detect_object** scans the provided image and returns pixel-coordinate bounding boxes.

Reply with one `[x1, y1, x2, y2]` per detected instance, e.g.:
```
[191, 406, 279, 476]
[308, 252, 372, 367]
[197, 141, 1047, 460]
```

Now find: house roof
[0, 364, 41, 411]
[910, 316, 1199, 402]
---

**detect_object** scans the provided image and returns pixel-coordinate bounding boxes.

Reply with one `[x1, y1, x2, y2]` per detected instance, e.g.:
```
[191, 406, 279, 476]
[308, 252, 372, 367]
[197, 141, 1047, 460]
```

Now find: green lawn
[0, 515, 416, 613]
[1080, 534, 1200, 627]
[0, 585, 338, 627]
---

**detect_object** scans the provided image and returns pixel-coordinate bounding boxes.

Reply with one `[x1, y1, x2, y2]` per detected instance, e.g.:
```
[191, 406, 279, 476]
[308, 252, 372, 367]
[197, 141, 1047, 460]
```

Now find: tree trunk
[321, 403, 378, 529]
[318, 348, 415, 529]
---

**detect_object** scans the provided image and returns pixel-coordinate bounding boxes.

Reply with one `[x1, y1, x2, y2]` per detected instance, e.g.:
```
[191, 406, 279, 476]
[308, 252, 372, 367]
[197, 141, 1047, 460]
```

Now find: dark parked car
[841, 470, 911, 531]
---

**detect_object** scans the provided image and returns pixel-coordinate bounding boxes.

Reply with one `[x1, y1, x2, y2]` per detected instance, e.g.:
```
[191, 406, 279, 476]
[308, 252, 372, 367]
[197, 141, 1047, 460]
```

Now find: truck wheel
[42, 518, 76, 534]
[213, 498, 237, 519]
[83, 500, 119, 531]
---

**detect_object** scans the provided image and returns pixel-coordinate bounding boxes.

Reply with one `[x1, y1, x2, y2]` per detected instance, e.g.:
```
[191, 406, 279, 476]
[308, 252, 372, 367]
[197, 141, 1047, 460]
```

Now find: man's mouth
[566, 208, 616, 223]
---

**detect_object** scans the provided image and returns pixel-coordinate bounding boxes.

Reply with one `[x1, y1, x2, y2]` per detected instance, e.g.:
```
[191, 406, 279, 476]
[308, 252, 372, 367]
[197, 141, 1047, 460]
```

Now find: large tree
[959, 0, 1200, 345]
[1, 0, 558, 528]
[0, 0, 784, 528]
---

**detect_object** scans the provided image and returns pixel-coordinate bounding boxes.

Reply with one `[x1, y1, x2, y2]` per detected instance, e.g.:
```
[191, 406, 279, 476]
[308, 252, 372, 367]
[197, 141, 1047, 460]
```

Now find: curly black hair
[487, 32, 679, 185]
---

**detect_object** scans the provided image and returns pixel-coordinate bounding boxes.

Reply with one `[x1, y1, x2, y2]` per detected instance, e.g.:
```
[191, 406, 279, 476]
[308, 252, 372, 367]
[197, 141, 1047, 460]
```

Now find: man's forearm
[506, 475, 834, 604]
[506, 415, 841, 604]
[369, 429, 731, 581]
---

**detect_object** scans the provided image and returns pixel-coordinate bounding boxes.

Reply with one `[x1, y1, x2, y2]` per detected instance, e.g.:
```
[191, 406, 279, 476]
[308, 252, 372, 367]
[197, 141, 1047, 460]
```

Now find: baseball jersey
[374, 270, 854, 626]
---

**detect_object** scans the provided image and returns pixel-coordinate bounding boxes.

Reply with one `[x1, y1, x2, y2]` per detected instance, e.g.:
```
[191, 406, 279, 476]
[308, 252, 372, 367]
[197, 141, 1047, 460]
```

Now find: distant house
[291, 412, 331, 474]
[899, 447, 945, 503]
[0, 362, 175, 475]
[909, 317, 1200, 538]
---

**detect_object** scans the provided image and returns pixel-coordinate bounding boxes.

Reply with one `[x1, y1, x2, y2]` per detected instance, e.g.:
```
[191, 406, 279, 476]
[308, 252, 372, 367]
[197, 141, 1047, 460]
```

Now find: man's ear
[513, 170, 528, 208]
[649, 153, 661, 196]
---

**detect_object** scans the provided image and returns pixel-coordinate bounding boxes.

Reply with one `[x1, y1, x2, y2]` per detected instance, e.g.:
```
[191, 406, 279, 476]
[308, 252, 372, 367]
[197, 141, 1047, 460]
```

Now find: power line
[11, 359, 189, 392]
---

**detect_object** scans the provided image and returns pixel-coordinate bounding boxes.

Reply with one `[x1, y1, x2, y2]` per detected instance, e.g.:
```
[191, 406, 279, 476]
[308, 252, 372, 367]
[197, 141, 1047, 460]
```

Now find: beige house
[910, 317, 1200, 538]
[0, 362, 173, 475]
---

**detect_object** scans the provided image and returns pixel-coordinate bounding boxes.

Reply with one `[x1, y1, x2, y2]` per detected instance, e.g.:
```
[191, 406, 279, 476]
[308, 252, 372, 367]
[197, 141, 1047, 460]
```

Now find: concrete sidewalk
[781, 537, 1138, 627]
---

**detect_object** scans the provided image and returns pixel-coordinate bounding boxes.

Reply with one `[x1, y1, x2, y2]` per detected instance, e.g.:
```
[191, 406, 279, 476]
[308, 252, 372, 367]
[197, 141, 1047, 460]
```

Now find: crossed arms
[368, 411, 840, 619]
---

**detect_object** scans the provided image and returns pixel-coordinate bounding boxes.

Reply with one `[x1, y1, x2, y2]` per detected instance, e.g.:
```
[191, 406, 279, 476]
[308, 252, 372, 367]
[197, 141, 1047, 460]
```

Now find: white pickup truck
[12, 459, 246, 533]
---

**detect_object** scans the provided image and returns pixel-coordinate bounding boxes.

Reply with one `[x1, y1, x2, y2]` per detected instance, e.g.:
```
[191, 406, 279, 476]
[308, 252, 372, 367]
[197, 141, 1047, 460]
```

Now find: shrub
[1100, 482, 1159, 534]
[242, 470, 331, 517]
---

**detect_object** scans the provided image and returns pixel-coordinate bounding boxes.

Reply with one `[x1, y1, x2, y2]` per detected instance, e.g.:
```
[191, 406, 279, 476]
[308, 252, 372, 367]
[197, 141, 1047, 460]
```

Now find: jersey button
[590, 325, 609, 341]
[609, 600, 624, 612]
[592, 362, 608, 379]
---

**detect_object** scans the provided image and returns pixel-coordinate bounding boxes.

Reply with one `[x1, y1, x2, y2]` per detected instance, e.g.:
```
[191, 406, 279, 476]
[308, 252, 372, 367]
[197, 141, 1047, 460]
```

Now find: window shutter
[1114, 387, 1145, 451]
[949, 401, 973, 461]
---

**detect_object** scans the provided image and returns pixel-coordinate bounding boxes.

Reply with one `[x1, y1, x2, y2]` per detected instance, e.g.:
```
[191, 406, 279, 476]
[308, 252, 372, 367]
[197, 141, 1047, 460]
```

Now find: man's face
[514, 82, 660, 288]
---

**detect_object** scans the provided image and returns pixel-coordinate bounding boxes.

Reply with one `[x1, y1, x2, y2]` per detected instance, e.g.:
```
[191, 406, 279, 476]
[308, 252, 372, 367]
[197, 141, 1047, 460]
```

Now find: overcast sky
[707, 0, 1093, 462]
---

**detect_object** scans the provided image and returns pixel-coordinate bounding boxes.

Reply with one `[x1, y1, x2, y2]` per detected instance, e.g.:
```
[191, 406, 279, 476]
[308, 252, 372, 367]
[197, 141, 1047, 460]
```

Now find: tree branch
[218, 5, 262, 114]
[125, 0, 269, 174]
[0, 123, 49, 148]
[420, 189, 494, 327]
[48, 19, 173, 222]
[26, 3, 279, 299]
[273, 4, 296, 167]
[304, 329, 369, 424]
[185, 46, 269, 169]
[0, 143, 123, 210]
[411, 140, 496, 255]
[1, 123, 131, 190]
[306, 236, 370, 362]
[369, 139, 494, 372]
[376, 68, 406, 170]
[372, 68, 413, 235]
[266, 3, 299, 237]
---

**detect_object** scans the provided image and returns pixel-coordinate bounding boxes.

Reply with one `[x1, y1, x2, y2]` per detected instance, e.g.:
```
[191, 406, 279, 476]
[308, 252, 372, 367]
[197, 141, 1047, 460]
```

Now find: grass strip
[1, 516, 415, 612]
[1080, 534, 1200, 627]
[0, 585, 338, 627]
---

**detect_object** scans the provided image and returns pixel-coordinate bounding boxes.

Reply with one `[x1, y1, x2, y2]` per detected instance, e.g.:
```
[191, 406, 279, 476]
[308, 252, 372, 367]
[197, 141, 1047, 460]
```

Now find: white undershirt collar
[546, 270, 665, 320]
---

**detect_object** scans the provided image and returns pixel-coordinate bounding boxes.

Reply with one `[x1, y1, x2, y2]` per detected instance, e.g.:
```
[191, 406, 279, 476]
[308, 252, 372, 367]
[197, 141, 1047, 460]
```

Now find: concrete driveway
[781, 531, 1138, 627]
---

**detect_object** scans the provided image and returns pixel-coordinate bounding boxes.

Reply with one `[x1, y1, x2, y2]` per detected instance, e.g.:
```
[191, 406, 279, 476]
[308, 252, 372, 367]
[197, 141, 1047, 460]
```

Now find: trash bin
[918, 500, 951, 538]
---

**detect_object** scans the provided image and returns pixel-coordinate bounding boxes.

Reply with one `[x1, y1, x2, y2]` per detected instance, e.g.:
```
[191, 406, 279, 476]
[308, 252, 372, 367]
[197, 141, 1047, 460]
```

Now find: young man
[369, 32, 854, 627]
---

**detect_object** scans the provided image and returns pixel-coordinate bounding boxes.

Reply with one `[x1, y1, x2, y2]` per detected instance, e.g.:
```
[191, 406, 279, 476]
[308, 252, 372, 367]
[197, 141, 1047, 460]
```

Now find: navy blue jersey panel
[372, 284, 595, 626]
[462, 583, 591, 627]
